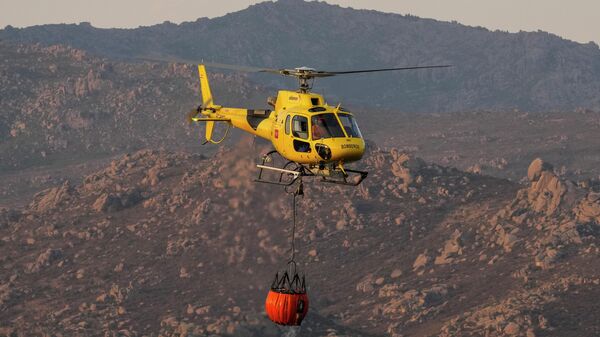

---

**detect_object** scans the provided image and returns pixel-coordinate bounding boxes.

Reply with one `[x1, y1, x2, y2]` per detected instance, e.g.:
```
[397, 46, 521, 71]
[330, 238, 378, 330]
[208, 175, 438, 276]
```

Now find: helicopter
[188, 63, 450, 186]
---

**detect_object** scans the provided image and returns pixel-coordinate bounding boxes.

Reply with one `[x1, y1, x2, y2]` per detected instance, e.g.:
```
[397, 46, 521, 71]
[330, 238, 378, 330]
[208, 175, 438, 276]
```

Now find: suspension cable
[288, 180, 303, 263]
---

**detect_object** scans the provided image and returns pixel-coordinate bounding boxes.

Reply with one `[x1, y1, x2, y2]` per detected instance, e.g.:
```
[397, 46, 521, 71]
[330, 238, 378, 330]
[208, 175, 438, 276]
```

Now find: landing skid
[255, 151, 304, 186]
[318, 168, 368, 186]
[255, 151, 368, 186]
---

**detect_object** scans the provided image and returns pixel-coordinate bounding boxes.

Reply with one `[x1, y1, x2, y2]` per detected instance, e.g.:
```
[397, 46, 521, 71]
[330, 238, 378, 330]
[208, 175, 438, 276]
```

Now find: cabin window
[311, 113, 345, 139]
[285, 115, 290, 135]
[338, 113, 363, 138]
[293, 140, 311, 153]
[292, 115, 309, 139]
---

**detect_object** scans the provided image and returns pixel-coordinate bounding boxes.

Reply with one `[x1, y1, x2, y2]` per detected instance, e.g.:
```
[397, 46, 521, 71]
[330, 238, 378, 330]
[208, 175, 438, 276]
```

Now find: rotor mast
[281, 67, 319, 93]
[297, 73, 315, 93]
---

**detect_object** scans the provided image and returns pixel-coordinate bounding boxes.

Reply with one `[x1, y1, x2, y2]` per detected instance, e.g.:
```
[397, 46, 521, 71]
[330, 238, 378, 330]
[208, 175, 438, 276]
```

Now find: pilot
[312, 118, 325, 140]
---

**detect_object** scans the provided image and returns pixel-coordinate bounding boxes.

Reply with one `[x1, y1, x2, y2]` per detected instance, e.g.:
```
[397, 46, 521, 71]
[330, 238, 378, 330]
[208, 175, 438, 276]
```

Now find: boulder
[390, 152, 425, 192]
[356, 274, 375, 293]
[534, 247, 562, 269]
[575, 193, 600, 223]
[527, 158, 552, 182]
[526, 160, 581, 216]
[92, 189, 142, 213]
[435, 230, 463, 264]
[31, 181, 73, 212]
[528, 171, 565, 215]
[504, 322, 521, 335]
[93, 193, 122, 213]
[413, 251, 430, 271]
[26, 248, 63, 273]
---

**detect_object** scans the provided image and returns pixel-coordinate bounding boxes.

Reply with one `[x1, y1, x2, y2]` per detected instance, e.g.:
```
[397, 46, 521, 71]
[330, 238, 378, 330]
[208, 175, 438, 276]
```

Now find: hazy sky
[1, 0, 599, 44]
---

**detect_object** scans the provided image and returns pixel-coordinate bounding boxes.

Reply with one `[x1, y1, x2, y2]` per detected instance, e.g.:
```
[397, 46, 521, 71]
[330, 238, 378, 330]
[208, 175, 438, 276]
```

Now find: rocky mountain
[2, 0, 600, 112]
[0, 41, 270, 173]
[2, 2, 600, 336]
[1, 141, 599, 336]
[4, 41, 600, 211]
[367, 109, 600, 182]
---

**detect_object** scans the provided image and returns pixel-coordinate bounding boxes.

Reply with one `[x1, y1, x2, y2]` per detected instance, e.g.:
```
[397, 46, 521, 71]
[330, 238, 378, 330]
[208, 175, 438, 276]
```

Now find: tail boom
[192, 64, 274, 143]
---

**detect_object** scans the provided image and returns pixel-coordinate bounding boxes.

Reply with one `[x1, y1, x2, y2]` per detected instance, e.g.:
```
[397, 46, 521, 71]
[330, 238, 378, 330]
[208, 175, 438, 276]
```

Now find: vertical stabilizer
[198, 64, 214, 107]
[205, 120, 216, 143]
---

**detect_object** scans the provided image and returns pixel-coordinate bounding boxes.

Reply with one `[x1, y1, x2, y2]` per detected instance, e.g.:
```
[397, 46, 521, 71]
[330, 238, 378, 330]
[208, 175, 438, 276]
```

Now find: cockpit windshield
[311, 114, 345, 139]
[338, 113, 363, 138]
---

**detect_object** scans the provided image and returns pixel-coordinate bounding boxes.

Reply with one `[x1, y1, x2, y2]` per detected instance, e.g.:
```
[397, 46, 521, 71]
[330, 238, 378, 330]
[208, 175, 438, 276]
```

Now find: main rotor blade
[137, 58, 284, 74]
[202, 62, 282, 75]
[314, 65, 452, 77]
[140, 58, 451, 79]
[201, 63, 453, 77]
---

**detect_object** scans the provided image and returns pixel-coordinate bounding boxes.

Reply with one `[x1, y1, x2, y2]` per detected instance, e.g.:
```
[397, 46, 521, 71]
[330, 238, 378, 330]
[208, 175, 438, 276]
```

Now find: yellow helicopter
[189, 63, 450, 186]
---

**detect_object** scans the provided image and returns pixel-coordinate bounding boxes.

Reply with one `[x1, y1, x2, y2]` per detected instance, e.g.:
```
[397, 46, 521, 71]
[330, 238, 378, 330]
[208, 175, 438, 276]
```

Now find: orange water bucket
[264, 266, 309, 326]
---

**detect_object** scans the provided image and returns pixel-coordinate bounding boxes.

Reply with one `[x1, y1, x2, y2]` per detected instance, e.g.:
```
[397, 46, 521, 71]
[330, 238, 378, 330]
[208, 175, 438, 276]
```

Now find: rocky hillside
[0, 41, 270, 172]
[367, 109, 600, 182]
[2, 0, 600, 112]
[1, 141, 598, 336]
[4, 41, 600, 210]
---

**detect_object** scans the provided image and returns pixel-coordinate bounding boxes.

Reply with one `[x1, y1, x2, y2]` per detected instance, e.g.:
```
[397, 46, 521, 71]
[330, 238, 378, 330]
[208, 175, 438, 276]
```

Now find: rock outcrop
[0, 149, 599, 336]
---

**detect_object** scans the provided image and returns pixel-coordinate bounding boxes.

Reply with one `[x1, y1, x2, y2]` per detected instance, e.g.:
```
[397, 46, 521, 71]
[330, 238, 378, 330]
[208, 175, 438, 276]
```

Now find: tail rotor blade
[187, 108, 200, 124]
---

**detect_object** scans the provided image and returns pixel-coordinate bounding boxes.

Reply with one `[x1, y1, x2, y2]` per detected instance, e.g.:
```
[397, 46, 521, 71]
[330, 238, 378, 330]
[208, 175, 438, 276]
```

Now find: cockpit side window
[311, 113, 345, 140]
[338, 114, 363, 138]
[292, 115, 309, 139]
[285, 115, 291, 135]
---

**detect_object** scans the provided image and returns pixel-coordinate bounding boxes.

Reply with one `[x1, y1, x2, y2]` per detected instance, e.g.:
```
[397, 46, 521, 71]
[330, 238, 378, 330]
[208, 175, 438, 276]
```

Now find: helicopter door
[291, 115, 311, 153]
[278, 114, 291, 156]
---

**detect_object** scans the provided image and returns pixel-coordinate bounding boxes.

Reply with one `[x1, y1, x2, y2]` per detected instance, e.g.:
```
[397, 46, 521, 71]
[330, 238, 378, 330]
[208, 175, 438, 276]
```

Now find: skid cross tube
[254, 151, 368, 186]
[257, 165, 301, 177]
[320, 168, 369, 186]
[255, 151, 308, 186]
